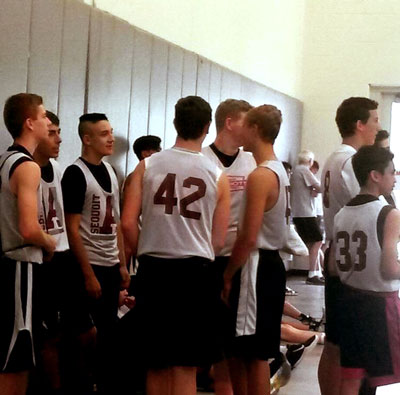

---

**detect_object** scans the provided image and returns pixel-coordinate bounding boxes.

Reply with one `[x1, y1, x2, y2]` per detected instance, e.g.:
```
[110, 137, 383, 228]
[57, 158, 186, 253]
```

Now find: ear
[203, 121, 211, 135]
[225, 117, 233, 131]
[82, 133, 91, 146]
[25, 117, 34, 131]
[370, 170, 381, 183]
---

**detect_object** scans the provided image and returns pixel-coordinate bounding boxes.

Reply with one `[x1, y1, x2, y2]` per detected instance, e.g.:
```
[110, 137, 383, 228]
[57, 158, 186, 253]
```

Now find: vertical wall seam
[56, 0, 66, 115]
[26, 0, 34, 93]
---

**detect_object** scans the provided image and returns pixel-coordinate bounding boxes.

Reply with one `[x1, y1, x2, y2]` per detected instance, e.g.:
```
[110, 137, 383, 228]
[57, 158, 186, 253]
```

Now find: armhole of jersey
[377, 205, 394, 249]
[9, 157, 32, 180]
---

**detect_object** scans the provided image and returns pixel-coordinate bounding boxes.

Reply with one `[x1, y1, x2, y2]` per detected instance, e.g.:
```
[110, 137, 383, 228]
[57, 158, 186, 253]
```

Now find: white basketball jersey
[38, 159, 69, 252]
[202, 146, 256, 256]
[0, 151, 43, 263]
[290, 164, 320, 218]
[334, 196, 400, 292]
[138, 148, 222, 260]
[321, 144, 359, 241]
[73, 159, 120, 267]
[252, 160, 290, 250]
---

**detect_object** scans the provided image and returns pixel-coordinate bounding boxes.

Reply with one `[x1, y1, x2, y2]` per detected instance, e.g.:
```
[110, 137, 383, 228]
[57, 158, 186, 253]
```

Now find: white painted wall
[83, 0, 306, 99]
[300, 0, 400, 165]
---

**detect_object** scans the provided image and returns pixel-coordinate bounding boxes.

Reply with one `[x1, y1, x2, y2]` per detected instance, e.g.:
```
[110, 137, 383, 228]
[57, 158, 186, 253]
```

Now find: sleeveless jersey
[138, 147, 222, 260]
[321, 144, 359, 241]
[38, 159, 69, 252]
[245, 160, 290, 250]
[334, 196, 400, 292]
[0, 151, 43, 263]
[202, 146, 256, 256]
[73, 158, 120, 267]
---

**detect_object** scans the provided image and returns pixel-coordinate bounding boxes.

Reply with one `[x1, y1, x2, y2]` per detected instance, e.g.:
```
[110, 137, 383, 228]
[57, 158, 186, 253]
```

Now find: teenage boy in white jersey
[122, 96, 230, 395]
[330, 145, 400, 394]
[202, 98, 255, 395]
[318, 97, 380, 395]
[0, 93, 56, 395]
[223, 105, 290, 395]
[33, 111, 95, 393]
[61, 113, 130, 394]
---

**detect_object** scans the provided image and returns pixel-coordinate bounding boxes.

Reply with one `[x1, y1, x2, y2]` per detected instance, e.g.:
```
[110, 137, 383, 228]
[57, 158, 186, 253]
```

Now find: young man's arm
[121, 161, 144, 264]
[381, 208, 400, 279]
[211, 172, 230, 255]
[116, 223, 130, 289]
[11, 160, 56, 253]
[222, 168, 276, 303]
[65, 213, 101, 299]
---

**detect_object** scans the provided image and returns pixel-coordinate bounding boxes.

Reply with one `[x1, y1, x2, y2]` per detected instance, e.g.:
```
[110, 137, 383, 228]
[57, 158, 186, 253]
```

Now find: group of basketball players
[0, 92, 399, 395]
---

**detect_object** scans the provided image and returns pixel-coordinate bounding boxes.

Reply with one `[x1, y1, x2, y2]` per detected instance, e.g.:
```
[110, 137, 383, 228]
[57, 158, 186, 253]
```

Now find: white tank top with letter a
[38, 159, 69, 252]
[74, 158, 120, 267]
[138, 148, 222, 260]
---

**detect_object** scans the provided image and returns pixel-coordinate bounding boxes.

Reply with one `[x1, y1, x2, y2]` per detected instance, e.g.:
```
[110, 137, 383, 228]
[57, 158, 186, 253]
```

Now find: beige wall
[300, 0, 400, 165]
[84, 0, 306, 99]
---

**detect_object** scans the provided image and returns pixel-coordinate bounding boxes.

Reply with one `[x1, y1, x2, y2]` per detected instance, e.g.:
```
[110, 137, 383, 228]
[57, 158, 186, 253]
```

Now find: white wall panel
[148, 38, 168, 141]
[28, 0, 63, 112]
[220, 69, 242, 102]
[164, 45, 184, 150]
[0, 0, 31, 151]
[57, 0, 90, 170]
[181, 51, 197, 97]
[87, 9, 134, 179]
[126, 29, 152, 174]
[196, 57, 211, 102]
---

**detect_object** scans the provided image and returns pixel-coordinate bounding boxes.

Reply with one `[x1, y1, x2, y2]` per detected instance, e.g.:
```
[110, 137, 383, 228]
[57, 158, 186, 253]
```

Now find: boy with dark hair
[0, 93, 56, 395]
[122, 95, 230, 395]
[33, 110, 95, 393]
[374, 129, 390, 149]
[133, 135, 161, 161]
[330, 145, 400, 394]
[319, 97, 381, 395]
[223, 104, 290, 395]
[202, 98, 255, 394]
[61, 112, 130, 393]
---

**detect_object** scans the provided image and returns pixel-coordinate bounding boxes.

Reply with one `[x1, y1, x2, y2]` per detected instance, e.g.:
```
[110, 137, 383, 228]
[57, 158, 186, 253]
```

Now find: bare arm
[11, 161, 56, 253]
[121, 161, 144, 264]
[211, 173, 230, 255]
[381, 209, 400, 279]
[222, 168, 276, 302]
[327, 241, 338, 276]
[65, 213, 101, 299]
[117, 223, 130, 289]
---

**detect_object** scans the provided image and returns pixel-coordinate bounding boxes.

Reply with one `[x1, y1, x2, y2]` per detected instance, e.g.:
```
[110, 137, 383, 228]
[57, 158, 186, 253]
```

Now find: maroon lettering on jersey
[227, 175, 246, 192]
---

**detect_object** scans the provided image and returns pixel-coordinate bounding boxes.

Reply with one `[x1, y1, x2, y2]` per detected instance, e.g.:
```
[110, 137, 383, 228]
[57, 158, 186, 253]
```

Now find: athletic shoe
[285, 286, 298, 296]
[309, 318, 324, 332]
[306, 276, 325, 285]
[303, 334, 318, 352]
[286, 344, 305, 369]
[270, 353, 291, 394]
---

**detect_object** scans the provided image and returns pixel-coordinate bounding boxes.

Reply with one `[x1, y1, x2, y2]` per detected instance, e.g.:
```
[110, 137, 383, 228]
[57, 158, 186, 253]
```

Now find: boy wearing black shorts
[330, 145, 400, 394]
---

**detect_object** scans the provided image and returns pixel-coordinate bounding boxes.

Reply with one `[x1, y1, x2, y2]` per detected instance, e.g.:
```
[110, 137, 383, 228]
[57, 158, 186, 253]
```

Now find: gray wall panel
[0, 0, 31, 150]
[148, 38, 168, 141]
[165, 45, 184, 150]
[87, 9, 134, 179]
[28, 0, 63, 111]
[57, 0, 90, 170]
[197, 57, 211, 102]
[181, 51, 197, 97]
[220, 69, 242, 102]
[126, 30, 152, 174]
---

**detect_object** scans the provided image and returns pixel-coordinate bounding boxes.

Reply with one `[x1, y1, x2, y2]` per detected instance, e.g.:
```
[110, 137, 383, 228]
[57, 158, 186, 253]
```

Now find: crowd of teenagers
[0, 93, 399, 395]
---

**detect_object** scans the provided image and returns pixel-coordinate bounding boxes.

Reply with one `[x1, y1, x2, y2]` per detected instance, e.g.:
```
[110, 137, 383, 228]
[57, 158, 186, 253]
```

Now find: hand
[85, 275, 102, 299]
[221, 278, 232, 306]
[45, 234, 57, 254]
[120, 266, 131, 290]
[42, 249, 54, 262]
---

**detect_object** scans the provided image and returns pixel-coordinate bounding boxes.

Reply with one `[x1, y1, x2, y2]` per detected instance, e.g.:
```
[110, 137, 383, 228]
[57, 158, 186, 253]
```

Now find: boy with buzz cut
[61, 113, 130, 393]
[0, 93, 56, 395]
[329, 145, 400, 394]
[122, 96, 230, 395]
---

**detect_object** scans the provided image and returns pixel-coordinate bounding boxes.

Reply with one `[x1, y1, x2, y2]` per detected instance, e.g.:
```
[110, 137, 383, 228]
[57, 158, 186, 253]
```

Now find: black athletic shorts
[0, 258, 39, 372]
[293, 217, 323, 243]
[134, 255, 222, 369]
[229, 249, 286, 360]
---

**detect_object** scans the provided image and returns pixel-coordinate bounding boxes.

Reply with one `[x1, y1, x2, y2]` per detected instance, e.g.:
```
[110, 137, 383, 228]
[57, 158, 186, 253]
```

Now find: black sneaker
[286, 344, 305, 369]
[306, 276, 325, 286]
